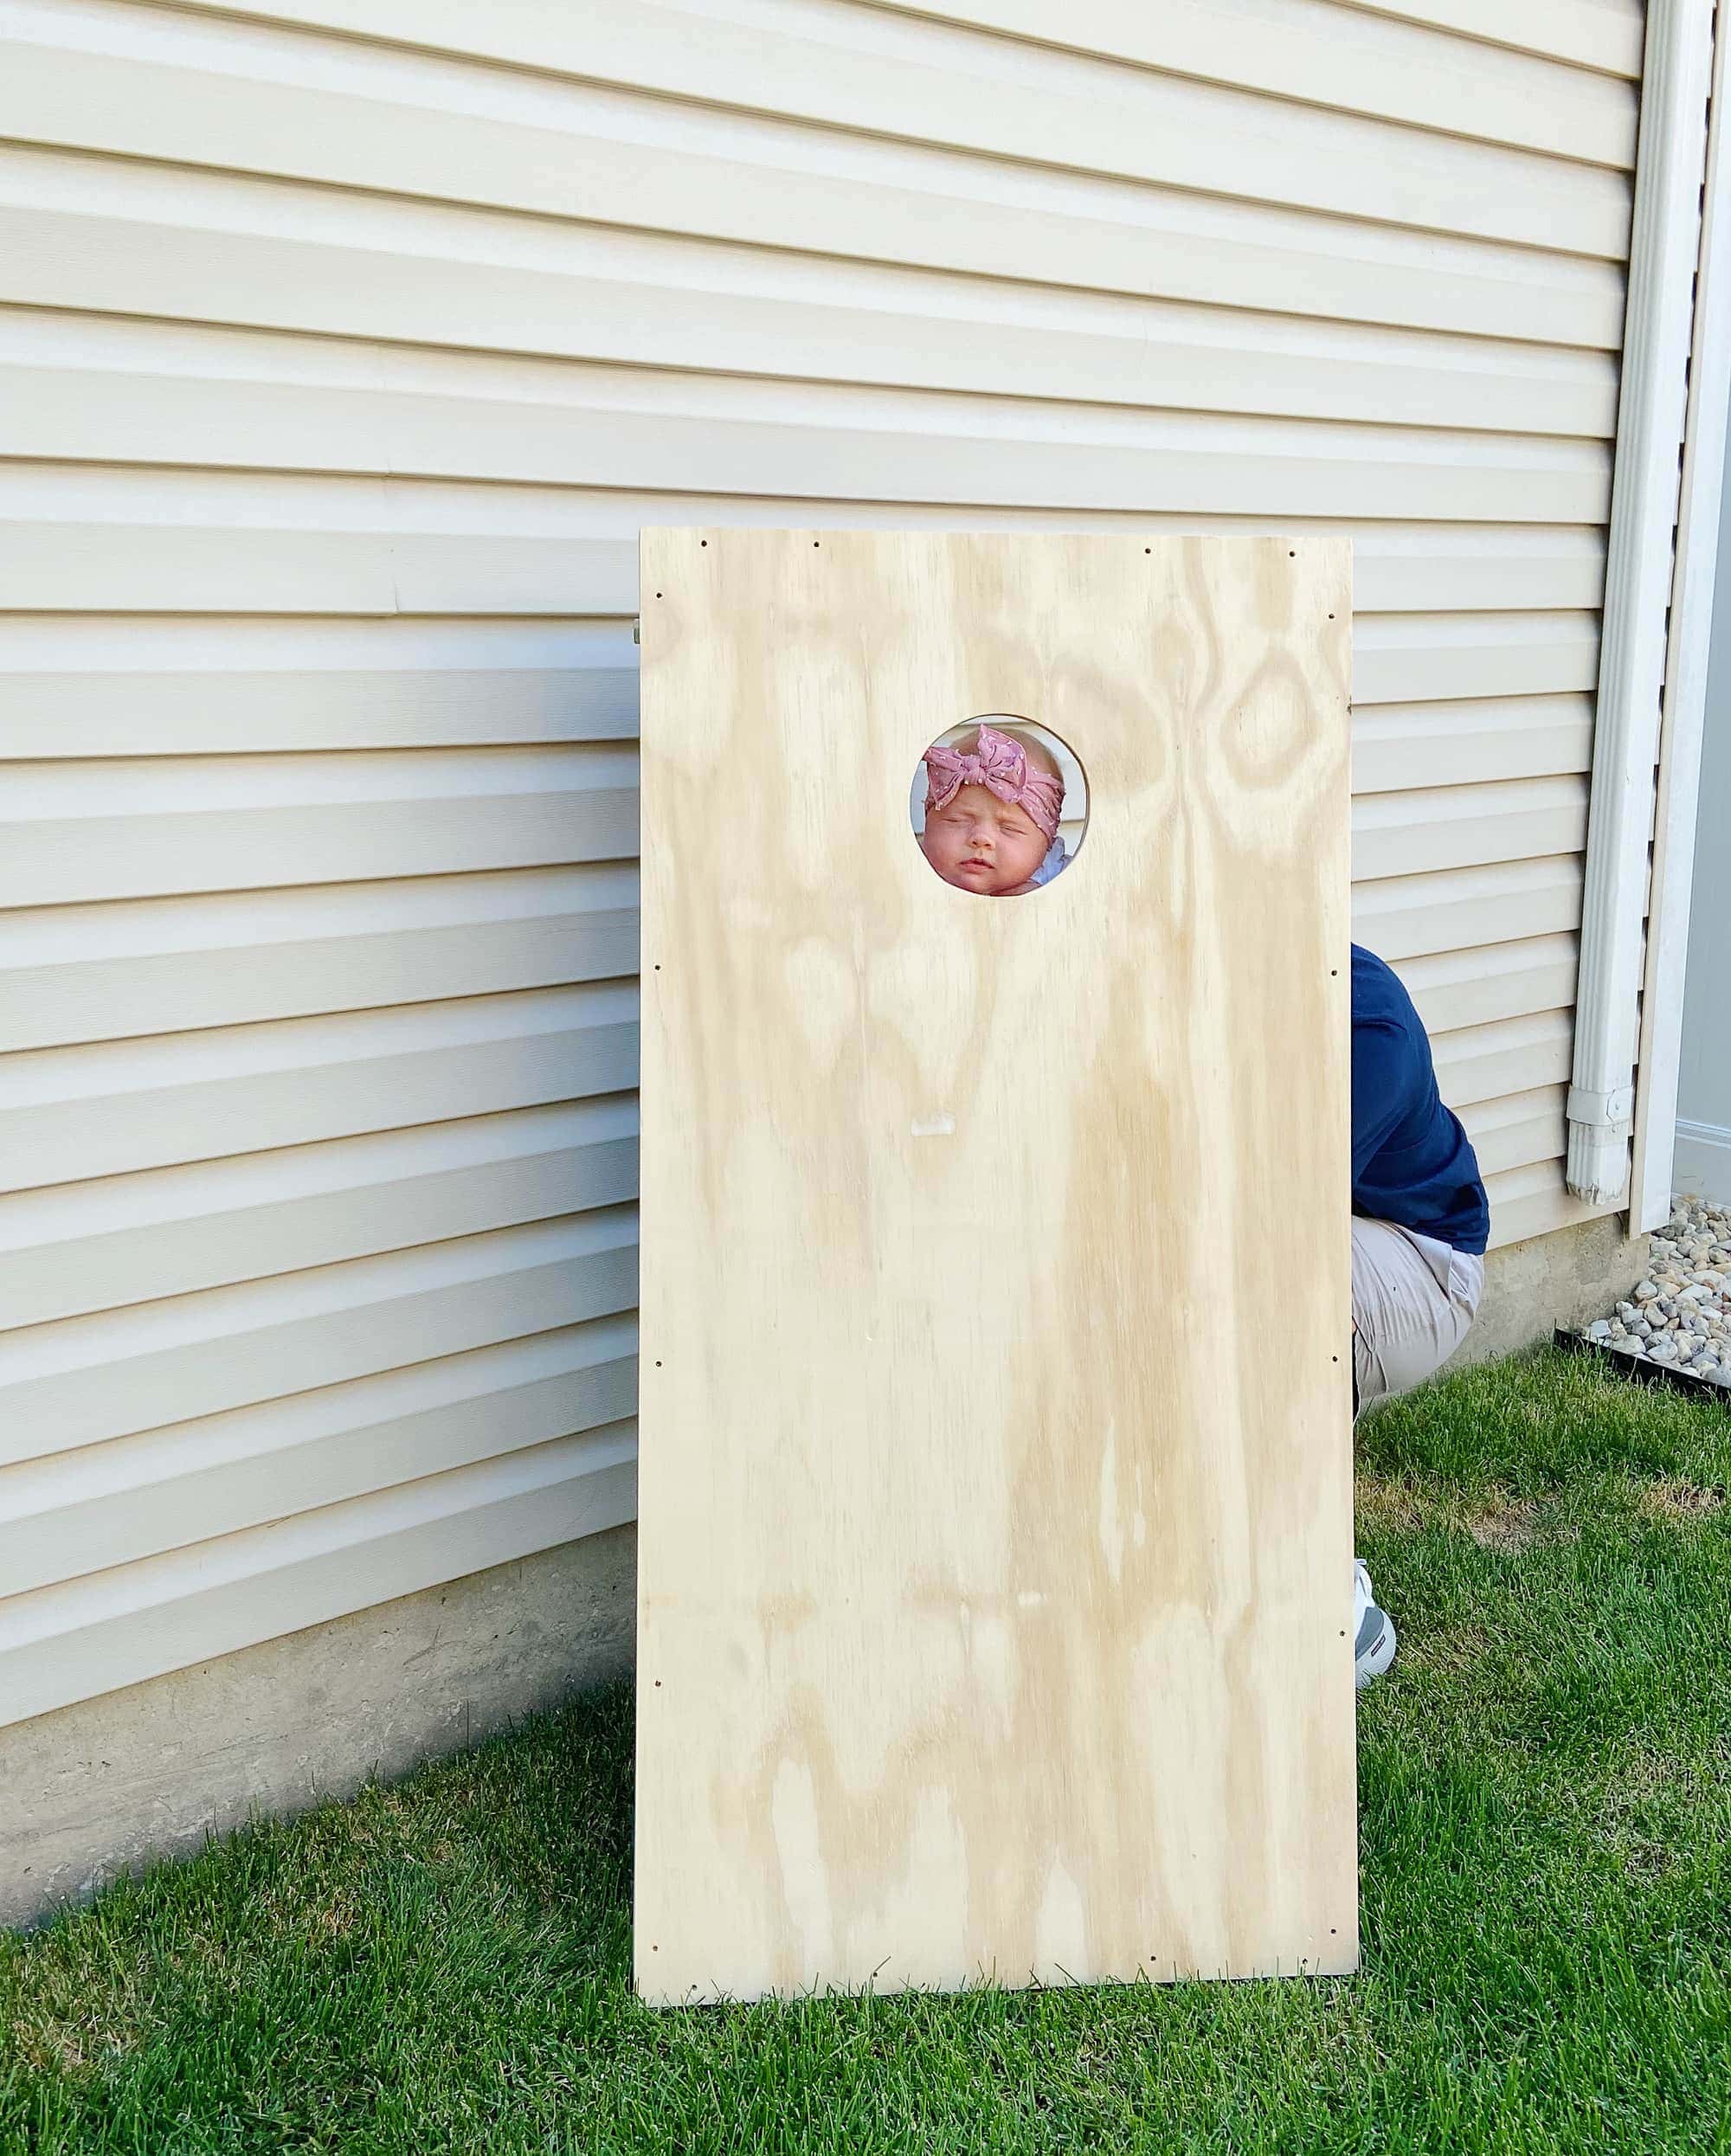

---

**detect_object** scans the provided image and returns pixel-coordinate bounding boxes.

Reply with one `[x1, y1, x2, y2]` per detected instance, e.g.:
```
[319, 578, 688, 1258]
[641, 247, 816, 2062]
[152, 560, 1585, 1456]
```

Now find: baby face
[920, 782, 1050, 896]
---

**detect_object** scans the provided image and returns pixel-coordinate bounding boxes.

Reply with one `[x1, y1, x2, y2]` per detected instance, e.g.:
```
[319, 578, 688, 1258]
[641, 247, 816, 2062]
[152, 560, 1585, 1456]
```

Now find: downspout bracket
[1568, 1083, 1636, 1127]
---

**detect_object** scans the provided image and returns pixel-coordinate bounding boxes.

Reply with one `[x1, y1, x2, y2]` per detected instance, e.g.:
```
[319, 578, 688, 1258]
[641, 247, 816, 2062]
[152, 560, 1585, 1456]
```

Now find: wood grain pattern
[635, 530, 1355, 2004]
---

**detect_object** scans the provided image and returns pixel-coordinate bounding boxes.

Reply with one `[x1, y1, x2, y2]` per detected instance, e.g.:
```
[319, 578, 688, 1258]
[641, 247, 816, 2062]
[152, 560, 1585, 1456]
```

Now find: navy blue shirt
[1353, 943, 1489, 1256]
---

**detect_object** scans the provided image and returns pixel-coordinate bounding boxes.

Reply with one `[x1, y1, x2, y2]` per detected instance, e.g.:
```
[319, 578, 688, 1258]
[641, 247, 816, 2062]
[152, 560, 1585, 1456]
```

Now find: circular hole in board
[911, 715, 1089, 900]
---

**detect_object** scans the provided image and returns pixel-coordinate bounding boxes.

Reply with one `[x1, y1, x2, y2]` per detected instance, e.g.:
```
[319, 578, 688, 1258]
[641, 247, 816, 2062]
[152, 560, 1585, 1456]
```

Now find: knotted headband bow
[923, 723, 1064, 845]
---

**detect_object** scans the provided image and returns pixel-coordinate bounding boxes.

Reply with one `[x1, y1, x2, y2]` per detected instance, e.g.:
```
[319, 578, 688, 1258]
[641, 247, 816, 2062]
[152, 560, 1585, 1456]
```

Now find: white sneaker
[1353, 1556, 1396, 1688]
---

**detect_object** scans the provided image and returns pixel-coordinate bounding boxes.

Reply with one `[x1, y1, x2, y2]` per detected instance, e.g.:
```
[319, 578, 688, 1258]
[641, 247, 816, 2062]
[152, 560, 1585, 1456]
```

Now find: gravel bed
[1582, 1194, 1731, 1385]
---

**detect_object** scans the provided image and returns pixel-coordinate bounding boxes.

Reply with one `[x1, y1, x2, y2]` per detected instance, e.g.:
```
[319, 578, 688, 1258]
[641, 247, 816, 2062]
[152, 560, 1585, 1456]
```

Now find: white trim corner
[1631, 0, 1731, 1233]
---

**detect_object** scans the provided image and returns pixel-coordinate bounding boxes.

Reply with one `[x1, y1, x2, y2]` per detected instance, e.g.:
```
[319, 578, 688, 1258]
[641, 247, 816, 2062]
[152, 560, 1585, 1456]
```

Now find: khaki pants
[1351, 1215, 1484, 1421]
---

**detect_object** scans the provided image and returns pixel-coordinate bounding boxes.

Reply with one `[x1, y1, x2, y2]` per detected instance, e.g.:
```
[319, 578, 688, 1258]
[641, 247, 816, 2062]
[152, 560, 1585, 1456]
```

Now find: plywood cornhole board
[635, 530, 1355, 2005]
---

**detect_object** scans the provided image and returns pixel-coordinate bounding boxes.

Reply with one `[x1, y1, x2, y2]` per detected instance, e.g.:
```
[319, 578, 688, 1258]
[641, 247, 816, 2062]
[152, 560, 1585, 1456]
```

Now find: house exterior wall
[1, 0, 1645, 1753]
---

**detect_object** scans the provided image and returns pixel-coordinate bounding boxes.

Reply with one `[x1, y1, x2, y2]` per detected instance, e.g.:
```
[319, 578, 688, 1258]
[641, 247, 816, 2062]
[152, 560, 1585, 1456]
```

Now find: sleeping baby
[917, 721, 1070, 897]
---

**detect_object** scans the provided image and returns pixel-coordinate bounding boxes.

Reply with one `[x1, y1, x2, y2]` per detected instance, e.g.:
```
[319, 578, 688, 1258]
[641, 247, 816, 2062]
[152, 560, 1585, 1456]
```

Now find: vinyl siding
[0, 0, 1643, 1728]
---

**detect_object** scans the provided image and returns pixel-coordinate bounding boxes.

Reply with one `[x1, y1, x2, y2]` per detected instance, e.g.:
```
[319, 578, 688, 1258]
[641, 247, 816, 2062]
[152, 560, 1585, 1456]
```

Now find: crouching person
[1349, 943, 1490, 1686]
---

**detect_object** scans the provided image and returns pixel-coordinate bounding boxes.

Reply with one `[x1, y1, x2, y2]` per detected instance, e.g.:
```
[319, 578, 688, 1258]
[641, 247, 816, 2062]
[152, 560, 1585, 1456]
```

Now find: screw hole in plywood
[911, 715, 1088, 899]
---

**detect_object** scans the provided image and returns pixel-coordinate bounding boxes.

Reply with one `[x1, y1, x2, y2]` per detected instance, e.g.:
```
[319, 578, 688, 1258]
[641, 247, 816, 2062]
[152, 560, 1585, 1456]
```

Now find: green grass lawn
[4, 1344, 1730, 2154]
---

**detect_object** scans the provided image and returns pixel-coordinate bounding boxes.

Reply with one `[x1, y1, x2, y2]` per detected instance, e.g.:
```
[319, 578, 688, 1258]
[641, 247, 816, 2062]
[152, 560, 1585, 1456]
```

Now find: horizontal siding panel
[143, 0, 1631, 254]
[0, 1426, 638, 1730]
[0, 746, 637, 908]
[0, 1317, 637, 1599]
[0, 984, 639, 1190]
[0, 866, 639, 1052]
[1346, 539, 1604, 617]
[16, 0, 1638, 183]
[0, 615, 639, 754]
[1458, 1083, 1568, 1180]
[1390, 931, 1578, 1036]
[0, 520, 1610, 623]
[0, 392, 1612, 533]
[4, 316, 1612, 526]
[1352, 776, 1588, 880]
[867, 0, 1638, 159]
[1483, 1157, 1619, 1250]
[0, 625, 1604, 776]
[0, 455, 1611, 619]
[1354, 613, 1601, 704]
[0, 108, 1629, 354]
[0, 195, 1618, 438]
[0, 1207, 639, 1469]
[5, 743, 627, 810]
[1348, 0, 1642, 76]
[0, 663, 637, 756]
[0, 470, 1609, 621]
[1432, 1007, 1574, 1107]
[1351, 855, 1582, 961]
[0, 1099, 639, 1330]
[1352, 696, 1593, 791]
[0, 516, 628, 623]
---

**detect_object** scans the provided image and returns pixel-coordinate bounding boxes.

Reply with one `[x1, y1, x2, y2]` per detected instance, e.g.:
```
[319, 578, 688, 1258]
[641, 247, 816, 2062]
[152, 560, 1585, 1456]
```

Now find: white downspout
[1568, 0, 1714, 1205]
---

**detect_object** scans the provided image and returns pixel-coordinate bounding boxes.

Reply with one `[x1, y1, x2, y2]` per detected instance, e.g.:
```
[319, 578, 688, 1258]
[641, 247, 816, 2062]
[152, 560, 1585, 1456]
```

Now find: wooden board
[635, 529, 1356, 2005]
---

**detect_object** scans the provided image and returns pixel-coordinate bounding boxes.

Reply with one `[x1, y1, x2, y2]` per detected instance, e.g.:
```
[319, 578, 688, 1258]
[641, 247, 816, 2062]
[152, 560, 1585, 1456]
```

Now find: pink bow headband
[923, 723, 1064, 846]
